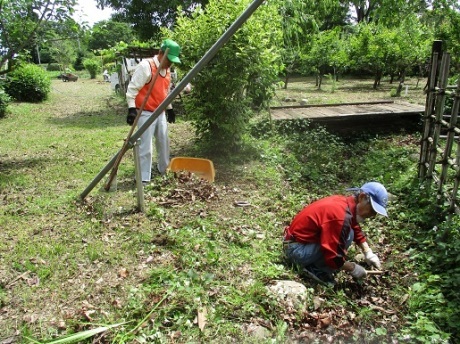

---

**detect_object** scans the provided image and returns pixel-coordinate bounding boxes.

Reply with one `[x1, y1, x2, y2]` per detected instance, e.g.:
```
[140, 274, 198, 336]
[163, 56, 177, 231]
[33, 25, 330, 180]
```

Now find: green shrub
[46, 63, 61, 71]
[172, 0, 283, 153]
[0, 87, 11, 118]
[83, 59, 100, 79]
[74, 51, 85, 71]
[5, 64, 51, 102]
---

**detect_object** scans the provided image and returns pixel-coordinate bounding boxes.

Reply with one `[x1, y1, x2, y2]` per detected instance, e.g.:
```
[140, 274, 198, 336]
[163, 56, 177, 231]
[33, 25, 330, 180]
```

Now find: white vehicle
[110, 57, 140, 95]
[110, 47, 159, 95]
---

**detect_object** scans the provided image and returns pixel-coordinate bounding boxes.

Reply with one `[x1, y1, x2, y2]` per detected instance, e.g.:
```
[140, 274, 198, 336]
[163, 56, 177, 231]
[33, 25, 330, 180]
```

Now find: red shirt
[284, 195, 366, 269]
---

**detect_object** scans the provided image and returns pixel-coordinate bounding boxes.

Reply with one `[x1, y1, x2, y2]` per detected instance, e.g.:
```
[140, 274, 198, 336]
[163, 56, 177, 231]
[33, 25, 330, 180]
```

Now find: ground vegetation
[1, 73, 458, 343]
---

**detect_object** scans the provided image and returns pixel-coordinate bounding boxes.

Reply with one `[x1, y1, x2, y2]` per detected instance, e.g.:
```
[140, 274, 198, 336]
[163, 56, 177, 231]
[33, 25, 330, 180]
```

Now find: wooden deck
[269, 100, 425, 133]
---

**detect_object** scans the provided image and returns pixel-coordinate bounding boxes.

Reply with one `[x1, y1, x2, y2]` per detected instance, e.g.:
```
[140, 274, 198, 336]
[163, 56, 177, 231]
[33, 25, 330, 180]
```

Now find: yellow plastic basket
[167, 157, 215, 182]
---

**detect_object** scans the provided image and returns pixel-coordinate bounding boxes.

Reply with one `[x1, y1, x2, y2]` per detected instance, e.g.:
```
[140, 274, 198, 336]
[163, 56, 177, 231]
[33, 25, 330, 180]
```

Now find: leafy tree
[390, 16, 432, 95]
[87, 20, 136, 51]
[422, 1, 460, 73]
[171, 0, 282, 152]
[96, 0, 209, 41]
[305, 28, 347, 89]
[346, 20, 432, 91]
[74, 50, 85, 70]
[319, 0, 350, 30]
[277, 0, 348, 89]
[348, 23, 399, 88]
[343, 0, 428, 24]
[48, 38, 77, 72]
[0, 0, 76, 74]
[83, 58, 100, 79]
[35, 18, 82, 62]
[277, 0, 318, 89]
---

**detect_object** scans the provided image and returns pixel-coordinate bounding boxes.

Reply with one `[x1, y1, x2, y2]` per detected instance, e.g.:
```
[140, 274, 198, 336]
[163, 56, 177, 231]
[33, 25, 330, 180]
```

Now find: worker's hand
[350, 263, 367, 279]
[166, 108, 176, 123]
[364, 250, 381, 269]
[127, 107, 137, 126]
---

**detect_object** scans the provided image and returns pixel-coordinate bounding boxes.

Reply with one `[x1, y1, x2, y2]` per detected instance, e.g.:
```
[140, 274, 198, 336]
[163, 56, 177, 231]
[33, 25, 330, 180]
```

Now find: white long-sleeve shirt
[126, 55, 168, 109]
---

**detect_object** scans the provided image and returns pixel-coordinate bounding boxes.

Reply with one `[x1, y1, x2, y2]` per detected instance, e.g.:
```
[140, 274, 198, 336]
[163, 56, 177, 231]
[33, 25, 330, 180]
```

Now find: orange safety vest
[134, 59, 171, 112]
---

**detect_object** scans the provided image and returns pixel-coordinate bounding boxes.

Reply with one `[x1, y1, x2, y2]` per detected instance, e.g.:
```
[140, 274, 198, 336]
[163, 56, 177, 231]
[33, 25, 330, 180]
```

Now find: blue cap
[348, 181, 388, 216]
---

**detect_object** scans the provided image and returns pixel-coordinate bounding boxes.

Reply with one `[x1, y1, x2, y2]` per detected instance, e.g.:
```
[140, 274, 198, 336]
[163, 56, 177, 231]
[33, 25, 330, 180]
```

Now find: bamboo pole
[419, 40, 443, 179]
[449, 78, 460, 216]
[427, 52, 450, 181]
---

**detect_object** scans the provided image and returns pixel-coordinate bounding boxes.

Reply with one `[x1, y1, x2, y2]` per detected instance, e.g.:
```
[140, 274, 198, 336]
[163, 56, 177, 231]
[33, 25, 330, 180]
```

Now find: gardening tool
[365, 270, 385, 275]
[167, 157, 215, 182]
[104, 48, 170, 192]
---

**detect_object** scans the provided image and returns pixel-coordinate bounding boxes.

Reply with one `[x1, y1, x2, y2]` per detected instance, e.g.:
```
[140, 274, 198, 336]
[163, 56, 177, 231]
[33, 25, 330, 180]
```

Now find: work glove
[127, 107, 137, 126]
[364, 250, 381, 269]
[350, 263, 367, 279]
[166, 108, 176, 124]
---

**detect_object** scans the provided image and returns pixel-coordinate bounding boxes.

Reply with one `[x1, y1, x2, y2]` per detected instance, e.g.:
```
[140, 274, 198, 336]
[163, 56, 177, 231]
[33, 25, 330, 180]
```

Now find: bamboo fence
[419, 40, 460, 216]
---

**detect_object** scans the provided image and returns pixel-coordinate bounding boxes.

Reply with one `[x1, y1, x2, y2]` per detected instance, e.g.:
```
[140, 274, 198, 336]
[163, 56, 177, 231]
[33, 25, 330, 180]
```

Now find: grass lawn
[0, 74, 427, 342]
[271, 75, 426, 107]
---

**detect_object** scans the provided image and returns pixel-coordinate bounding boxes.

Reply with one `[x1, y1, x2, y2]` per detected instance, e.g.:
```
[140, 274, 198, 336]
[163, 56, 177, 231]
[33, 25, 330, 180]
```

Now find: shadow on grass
[0, 156, 51, 187]
[47, 109, 126, 130]
[341, 83, 394, 92]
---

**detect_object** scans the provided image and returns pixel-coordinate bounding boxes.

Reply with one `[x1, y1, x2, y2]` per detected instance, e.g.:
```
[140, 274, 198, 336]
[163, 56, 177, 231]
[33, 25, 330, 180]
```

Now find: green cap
[161, 39, 181, 64]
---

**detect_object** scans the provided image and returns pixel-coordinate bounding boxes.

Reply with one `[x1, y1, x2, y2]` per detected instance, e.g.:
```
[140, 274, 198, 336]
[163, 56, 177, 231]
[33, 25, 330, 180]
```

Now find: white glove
[350, 263, 367, 279]
[364, 250, 381, 269]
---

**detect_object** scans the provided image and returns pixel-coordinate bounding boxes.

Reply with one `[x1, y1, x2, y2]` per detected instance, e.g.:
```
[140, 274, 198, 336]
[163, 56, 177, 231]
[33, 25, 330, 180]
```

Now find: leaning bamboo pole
[439, 58, 458, 197]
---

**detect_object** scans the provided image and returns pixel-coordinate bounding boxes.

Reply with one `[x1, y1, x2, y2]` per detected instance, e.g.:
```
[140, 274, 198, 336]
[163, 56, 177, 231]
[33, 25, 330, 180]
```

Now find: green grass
[0, 74, 454, 343]
[272, 75, 426, 107]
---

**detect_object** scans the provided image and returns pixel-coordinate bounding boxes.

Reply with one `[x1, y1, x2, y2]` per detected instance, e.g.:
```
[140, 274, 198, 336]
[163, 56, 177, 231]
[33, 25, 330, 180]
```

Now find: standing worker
[283, 181, 388, 286]
[126, 39, 181, 184]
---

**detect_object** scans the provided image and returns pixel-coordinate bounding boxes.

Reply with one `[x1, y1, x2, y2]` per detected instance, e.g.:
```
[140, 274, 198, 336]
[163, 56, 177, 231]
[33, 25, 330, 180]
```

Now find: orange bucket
[167, 157, 215, 182]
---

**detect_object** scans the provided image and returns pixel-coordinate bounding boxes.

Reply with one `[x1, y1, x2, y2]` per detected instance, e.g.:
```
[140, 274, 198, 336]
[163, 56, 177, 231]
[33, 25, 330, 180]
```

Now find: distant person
[103, 69, 110, 82]
[283, 181, 388, 286]
[125, 39, 181, 184]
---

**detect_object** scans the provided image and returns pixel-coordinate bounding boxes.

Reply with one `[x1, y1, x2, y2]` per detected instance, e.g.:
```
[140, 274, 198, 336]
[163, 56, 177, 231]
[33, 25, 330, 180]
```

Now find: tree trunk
[284, 73, 289, 89]
[395, 70, 406, 97]
[373, 71, 382, 89]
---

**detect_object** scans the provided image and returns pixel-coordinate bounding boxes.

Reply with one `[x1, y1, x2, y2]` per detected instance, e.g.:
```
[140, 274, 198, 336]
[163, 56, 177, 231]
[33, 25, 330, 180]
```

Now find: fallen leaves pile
[155, 171, 219, 207]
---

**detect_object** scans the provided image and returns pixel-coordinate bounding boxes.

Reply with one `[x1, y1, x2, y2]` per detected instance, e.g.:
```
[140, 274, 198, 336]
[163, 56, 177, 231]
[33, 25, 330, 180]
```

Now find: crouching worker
[283, 181, 388, 286]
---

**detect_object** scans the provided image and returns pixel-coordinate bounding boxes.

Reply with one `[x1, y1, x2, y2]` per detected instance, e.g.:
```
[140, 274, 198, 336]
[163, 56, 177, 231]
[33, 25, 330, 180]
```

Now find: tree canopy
[87, 20, 135, 51]
[96, 0, 209, 41]
[0, 0, 76, 74]
[170, 0, 282, 151]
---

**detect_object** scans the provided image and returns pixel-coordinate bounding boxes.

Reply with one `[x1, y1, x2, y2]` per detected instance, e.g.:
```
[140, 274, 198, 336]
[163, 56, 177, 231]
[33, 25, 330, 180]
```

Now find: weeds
[0, 75, 457, 343]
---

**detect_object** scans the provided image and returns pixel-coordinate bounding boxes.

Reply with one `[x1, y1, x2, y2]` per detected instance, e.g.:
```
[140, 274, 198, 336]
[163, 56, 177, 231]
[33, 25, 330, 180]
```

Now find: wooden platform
[269, 100, 425, 134]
